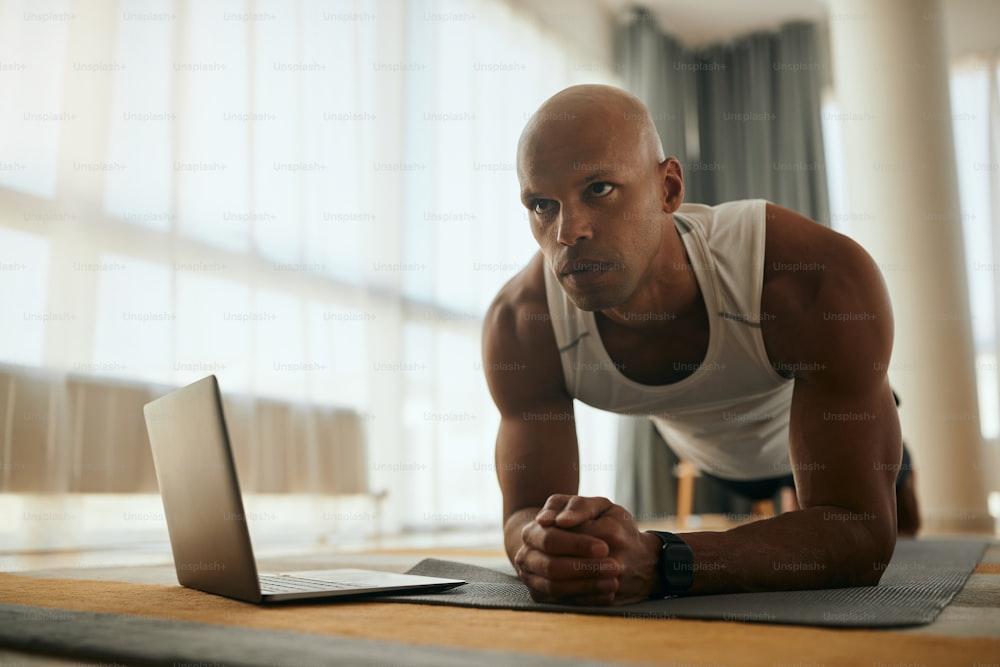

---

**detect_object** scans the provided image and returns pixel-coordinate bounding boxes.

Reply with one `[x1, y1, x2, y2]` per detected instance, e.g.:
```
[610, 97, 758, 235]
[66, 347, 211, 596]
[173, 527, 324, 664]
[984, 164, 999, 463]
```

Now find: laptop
[143, 374, 465, 603]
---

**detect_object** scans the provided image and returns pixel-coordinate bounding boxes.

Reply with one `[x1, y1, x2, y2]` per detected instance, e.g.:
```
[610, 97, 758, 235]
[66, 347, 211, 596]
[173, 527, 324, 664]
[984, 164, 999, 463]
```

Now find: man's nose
[556, 207, 594, 246]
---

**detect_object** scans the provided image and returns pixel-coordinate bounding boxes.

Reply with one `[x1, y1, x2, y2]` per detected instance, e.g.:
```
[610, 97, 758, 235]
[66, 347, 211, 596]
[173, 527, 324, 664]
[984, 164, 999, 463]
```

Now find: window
[0, 0, 622, 535]
[0, 228, 50, 366]
[0, 0, 69, 199]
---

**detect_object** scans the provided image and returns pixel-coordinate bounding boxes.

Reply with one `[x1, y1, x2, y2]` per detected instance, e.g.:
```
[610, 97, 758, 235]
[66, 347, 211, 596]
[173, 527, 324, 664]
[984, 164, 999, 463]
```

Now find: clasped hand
[514, 494, 659, 606]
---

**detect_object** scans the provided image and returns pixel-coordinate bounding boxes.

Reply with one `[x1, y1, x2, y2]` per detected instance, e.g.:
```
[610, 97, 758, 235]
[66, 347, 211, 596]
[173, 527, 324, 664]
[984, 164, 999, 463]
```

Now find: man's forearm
[677, 506, 895, 594]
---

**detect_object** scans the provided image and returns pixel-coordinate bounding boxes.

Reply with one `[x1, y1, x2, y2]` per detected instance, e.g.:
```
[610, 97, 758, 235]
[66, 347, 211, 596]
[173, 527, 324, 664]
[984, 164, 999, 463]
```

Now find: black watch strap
[647, 530, 694, 595]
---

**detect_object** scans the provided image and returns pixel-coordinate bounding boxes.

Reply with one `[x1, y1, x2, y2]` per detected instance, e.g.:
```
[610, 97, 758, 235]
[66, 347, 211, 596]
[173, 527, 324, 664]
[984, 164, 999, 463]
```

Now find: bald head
[517, 84, 665, 182]
[514, 85, 686, 313]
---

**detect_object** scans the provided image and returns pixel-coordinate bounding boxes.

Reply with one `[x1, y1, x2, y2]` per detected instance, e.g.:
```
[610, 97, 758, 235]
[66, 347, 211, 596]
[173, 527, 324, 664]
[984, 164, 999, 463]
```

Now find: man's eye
[588, 182, 614, 197]
[533, 199, 556, 216]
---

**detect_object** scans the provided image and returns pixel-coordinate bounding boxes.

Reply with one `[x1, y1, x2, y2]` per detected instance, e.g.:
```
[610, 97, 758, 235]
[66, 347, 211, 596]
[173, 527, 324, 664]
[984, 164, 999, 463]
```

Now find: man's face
[518, 115, 667, 312]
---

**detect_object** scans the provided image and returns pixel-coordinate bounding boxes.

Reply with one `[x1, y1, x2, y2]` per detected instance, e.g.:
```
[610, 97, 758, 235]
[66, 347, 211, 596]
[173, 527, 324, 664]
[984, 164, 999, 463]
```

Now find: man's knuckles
[563, 495, 612, 514]
[542, 493, 573, 509]
[532, 525, 596, 556]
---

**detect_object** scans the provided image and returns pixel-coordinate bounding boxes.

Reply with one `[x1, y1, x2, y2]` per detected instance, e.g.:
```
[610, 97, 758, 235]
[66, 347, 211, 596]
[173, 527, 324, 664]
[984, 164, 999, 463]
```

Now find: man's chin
[565, 290, 619, 313]
[558, 271, 629, 312]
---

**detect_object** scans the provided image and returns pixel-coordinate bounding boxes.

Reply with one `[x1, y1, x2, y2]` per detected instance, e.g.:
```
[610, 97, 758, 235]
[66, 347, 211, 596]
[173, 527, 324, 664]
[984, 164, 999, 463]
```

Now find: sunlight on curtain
[950, 56, 1000, 440]
[0, 0, 622, 540]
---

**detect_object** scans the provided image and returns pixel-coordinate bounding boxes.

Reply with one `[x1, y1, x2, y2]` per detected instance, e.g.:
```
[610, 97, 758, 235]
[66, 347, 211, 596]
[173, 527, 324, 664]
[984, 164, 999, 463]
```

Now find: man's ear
[661, 157, 684, 213]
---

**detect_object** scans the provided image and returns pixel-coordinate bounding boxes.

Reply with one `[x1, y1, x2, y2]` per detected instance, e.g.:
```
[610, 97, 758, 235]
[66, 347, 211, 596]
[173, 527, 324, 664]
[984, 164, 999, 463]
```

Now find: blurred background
[0, 0, 997, 556]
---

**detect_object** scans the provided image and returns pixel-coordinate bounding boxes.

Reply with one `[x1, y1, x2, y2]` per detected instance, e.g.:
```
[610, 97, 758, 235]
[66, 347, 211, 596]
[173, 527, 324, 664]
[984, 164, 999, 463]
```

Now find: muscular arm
[676, 203, 900, 593]
[483, 254, 627, 603]
[483, 254, 576, 542]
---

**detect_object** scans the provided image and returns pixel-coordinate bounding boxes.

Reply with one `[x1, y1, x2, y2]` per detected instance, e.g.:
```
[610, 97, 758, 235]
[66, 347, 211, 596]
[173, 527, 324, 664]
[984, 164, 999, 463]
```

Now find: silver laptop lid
[144, 375, 262, 602]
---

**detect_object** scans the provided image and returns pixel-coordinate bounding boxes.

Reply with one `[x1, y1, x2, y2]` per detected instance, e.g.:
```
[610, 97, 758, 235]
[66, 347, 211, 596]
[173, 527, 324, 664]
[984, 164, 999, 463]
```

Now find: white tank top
[543, 199, 795, 481]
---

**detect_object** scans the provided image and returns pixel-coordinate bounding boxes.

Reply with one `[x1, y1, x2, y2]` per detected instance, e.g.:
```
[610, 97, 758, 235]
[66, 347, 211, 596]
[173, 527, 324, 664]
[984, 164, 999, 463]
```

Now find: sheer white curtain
[941, 54, 999, 444]
[0, 0, 621, 543]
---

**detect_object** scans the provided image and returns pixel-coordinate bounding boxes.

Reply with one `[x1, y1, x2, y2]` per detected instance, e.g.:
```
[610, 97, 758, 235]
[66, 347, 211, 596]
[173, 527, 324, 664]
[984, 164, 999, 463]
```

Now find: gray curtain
[691, 22, 830, 222]
[615, 10, 694, 168]
[613, 9, 830, 518]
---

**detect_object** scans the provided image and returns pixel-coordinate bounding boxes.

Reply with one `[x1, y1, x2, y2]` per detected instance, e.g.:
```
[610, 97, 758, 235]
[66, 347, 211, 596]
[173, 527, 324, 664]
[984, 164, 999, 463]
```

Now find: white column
[826, 0, 992, 532]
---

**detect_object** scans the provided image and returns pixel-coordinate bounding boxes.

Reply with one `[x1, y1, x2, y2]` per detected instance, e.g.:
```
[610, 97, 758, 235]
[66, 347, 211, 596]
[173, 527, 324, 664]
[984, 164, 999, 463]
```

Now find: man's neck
[601, 222, 702, 332]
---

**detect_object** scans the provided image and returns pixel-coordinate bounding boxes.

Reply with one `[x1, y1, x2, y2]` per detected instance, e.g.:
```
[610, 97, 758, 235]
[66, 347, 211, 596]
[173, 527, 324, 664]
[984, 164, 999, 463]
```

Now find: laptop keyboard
[259, 574, 364, 594]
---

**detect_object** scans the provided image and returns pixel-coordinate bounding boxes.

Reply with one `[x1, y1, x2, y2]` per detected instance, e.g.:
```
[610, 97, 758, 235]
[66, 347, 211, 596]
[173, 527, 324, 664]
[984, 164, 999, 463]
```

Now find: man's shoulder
[483, 252, 556, 350]
[675, 199, 769, 243]
[762, 202, 878, 292]
[482, 252, 569, 406]
[761, 203, 892, 378]
[677, 198, 767, 219]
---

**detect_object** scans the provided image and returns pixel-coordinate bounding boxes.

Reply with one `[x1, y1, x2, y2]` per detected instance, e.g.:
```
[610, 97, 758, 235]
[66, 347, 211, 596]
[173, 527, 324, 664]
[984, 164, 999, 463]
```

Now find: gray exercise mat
[391, 538, 988, 628]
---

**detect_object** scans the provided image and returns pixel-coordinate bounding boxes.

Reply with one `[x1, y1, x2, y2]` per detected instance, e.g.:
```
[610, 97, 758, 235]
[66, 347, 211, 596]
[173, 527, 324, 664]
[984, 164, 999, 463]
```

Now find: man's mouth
[560, 259, 622, 276]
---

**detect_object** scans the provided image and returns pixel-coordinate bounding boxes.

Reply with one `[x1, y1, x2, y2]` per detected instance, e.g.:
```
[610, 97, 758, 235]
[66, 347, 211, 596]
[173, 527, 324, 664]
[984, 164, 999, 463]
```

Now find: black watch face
[663, 542, 694, 591]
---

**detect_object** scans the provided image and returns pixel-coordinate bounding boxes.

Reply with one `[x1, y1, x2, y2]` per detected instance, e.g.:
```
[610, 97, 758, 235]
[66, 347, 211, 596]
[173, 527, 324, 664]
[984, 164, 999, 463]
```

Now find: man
[481, 84, 920, 606]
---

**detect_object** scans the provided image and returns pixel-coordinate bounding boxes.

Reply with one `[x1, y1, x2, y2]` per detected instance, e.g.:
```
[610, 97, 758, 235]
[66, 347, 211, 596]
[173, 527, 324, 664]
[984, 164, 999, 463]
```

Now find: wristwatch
[647, 530, 694, 596]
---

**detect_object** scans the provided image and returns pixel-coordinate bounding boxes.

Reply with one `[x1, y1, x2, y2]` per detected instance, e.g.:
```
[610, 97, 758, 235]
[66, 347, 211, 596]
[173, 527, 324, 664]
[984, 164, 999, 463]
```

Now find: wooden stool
[674, 460, 698, 529]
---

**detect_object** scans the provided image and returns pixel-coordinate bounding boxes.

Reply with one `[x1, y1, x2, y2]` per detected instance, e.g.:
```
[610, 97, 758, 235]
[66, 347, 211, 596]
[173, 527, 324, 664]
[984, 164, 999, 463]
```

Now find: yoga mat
[392, 538, 989, 628]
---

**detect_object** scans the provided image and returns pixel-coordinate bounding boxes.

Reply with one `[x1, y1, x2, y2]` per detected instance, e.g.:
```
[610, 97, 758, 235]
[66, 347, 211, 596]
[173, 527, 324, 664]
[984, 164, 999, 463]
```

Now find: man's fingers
[517, 549, 621, 581]
[517, 497, 634, 607]
[567, 513, 635, 549]
[536, 495, 616, 528]
[522, 572, 619, 605]
[535, 494, 573, 526]
[522, 521, 610, 558]
[555, 495, 614, 527]
[517, 554, 621, 605]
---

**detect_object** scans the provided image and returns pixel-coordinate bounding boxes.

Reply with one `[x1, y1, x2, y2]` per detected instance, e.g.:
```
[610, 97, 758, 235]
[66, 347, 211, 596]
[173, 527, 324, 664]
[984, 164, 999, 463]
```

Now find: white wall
[506, 0, 617, 72]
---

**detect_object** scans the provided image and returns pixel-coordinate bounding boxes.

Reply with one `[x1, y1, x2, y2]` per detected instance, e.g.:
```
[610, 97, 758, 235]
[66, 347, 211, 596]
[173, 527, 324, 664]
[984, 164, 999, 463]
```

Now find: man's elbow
[844, 517, 896, 588]
[868, 524, 897, 586]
